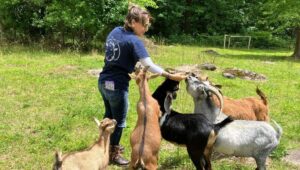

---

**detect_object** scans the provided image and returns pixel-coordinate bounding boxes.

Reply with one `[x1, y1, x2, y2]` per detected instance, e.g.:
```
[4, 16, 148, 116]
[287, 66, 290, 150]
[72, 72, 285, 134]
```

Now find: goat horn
[94, 117, 101, 127]
[205, 85, 223, 117]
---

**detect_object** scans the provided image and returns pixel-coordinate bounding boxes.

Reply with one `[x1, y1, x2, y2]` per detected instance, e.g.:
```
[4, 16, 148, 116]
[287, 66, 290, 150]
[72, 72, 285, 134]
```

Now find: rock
[223, 72, 235, 79]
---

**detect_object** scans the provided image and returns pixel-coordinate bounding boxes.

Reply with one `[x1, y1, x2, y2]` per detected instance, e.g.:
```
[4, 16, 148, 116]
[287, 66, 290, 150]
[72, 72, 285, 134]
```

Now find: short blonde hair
[124, 5, 152, 31]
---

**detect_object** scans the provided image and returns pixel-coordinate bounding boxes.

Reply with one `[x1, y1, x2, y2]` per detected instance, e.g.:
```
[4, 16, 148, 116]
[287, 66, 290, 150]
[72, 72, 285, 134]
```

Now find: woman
[98, 4, 186, 166]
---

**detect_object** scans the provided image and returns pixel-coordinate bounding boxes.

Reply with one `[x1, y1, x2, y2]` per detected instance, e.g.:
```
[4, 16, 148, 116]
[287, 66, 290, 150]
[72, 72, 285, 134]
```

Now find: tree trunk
[0, 23, 2, 41]
[183, 0, 192, 34]
[292, 27, 300, 59]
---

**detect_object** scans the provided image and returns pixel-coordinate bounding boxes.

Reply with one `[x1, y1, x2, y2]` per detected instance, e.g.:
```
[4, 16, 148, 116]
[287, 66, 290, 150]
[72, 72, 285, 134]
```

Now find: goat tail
[271, 119, 283, 140]
[256, 87, 268, 105]
[213, 116, 234, 134]
[53, 151, 63, 170]
[134, 158, 145, 170]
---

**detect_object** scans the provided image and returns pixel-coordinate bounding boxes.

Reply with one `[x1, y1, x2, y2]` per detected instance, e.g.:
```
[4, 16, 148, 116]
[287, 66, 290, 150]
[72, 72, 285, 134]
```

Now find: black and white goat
[156, 86, 233, 170]
[186, 75, 282, 170]
[152, 78, 180, 113]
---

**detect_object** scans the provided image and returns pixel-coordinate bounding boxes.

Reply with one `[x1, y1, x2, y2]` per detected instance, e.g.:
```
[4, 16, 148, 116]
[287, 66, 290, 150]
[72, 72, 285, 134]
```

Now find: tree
[265, 0, 300, 59]
[0, 0, 46, 42]
[130, 0, 157, 7]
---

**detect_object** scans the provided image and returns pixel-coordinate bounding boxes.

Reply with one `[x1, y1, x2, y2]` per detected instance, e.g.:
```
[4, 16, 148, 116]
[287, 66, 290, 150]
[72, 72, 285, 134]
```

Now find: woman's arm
[139, 57, 186, 81]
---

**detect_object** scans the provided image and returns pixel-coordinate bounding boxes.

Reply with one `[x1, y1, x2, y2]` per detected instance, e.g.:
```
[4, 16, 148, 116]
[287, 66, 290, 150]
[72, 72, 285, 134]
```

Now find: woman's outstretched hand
[168, 72, 187, 82]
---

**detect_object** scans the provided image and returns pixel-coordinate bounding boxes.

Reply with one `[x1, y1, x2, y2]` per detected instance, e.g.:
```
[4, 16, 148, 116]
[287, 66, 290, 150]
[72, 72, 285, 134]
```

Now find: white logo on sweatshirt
[105, 38, 121, 61]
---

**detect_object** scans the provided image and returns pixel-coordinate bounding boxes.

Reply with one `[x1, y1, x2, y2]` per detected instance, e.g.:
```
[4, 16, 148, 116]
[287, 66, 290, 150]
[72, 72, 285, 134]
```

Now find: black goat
[152, 78, 180, 113]
[152, 78, 233, 170]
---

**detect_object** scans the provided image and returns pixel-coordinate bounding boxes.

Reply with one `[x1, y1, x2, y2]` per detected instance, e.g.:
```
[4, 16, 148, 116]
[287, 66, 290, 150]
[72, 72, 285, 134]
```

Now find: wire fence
[152, 34, 295, 50]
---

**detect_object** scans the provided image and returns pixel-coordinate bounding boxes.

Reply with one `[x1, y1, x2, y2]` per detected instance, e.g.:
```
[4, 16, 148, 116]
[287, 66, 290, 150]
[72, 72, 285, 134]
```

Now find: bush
[166, 34, 224, 47]
[249, 31, 293, 49]
[159, 32, 293, 50]
[167, 34, 197, 45]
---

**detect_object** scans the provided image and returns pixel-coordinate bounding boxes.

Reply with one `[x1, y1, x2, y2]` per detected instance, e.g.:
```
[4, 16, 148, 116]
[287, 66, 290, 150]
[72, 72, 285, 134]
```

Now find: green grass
[0, 45, 299, 169]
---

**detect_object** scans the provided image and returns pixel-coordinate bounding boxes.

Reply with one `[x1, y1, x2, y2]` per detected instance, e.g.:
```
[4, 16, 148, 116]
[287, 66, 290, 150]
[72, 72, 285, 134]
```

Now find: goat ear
[165, 68, 176, 74]
[143, 65, 150, 72]
[191, 72, 197, 77]
[94, 117, 101, 127]
[100, 118, 111, 127]
[164, 93, 173, 113]
[148, 73, 160, 79]
[54, 150, 62, 162]
[129, 73, 137, 80]
[215, 84, 222, 89]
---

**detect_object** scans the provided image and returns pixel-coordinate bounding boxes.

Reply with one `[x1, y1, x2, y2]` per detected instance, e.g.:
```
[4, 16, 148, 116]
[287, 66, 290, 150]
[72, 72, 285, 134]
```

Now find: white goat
[186, 75, 282, 170]
[53, 118, 117, 170]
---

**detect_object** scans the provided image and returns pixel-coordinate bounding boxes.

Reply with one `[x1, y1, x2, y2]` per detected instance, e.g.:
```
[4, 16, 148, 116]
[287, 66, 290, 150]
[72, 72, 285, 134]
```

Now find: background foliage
[0, 0, 298, 50]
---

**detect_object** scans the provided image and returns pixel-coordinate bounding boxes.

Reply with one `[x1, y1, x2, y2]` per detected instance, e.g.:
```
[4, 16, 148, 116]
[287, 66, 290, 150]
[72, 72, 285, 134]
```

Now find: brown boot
[110, 145, 125, 154]
[110, 145, 129, 166]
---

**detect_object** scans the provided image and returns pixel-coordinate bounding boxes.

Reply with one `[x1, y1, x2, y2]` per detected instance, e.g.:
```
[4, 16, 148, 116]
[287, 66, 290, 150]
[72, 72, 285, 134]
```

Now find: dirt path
[284, 149, 300, 167]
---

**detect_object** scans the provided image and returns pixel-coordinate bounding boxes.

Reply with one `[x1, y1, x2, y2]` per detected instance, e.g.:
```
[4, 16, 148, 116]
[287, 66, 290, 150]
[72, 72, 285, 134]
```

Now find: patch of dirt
[213, 156, 273, 169]
[173, 64, 268, 82]
[284, 149, 300, 166]
[48, 65, 78, 75]
[0, 154, 9, 161]
[201, 49, 221, 56]
[88, 69, 102, 77]
[223, 67, 267, 81]
[173, 65, 208, 80]
[221, 156, 272, 168]
[173, 64, 201, 74]
[214, 149, 300, 168]
[58, 65, 77, 71]
[200, 63, 217, 71]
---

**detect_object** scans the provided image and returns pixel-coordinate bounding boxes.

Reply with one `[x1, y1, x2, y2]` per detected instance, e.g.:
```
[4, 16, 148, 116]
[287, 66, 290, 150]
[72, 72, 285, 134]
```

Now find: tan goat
[130, 66, 161, 170]
[53, 118, 117, 170]
[211, 85, 269, 121]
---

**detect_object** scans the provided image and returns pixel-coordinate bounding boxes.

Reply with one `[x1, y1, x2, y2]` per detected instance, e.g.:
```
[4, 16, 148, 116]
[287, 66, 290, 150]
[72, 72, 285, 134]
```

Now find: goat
[152, 78, 180, 113]
[186, 75, 282, 170]
[158, 90, 233, 170]
[53, 118, 117, 170]
[207, 80, 269, 121]
[130, 66, 161, 170]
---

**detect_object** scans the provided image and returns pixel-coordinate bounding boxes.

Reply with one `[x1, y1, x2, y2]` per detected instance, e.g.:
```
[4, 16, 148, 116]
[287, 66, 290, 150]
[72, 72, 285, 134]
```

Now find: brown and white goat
[53, 118, 117, 170]
[195, 76, 269, 121]
[212, 86, 269, 121]
[130, 66, 161, 170]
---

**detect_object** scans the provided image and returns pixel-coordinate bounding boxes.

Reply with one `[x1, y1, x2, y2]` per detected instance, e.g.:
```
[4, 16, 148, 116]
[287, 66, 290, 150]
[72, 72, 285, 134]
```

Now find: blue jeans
[98, 83, 129, 146]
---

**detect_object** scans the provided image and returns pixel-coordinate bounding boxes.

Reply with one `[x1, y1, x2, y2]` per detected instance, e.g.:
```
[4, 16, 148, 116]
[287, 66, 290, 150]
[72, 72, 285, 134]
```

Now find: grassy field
[0, 44, 300, 169]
